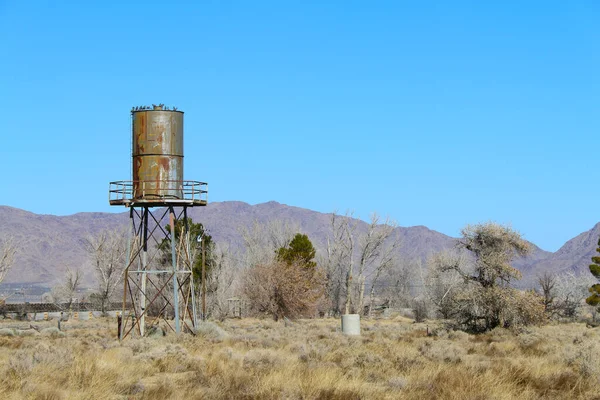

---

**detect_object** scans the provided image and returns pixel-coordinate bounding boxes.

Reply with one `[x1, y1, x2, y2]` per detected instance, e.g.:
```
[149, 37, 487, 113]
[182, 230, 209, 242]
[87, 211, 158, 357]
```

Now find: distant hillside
[0, 206, 127, 285]
[0, 202, 597, 288]
[522, 222, 600, 281]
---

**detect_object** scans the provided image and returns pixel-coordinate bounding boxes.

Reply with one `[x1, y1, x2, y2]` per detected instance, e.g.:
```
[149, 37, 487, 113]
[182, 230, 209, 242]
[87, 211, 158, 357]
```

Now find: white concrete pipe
[341, 314, 361, 335]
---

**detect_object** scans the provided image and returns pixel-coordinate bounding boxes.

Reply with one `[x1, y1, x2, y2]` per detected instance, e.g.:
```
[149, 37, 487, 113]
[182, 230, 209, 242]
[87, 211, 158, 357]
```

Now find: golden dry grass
[0, 316, 599, 399]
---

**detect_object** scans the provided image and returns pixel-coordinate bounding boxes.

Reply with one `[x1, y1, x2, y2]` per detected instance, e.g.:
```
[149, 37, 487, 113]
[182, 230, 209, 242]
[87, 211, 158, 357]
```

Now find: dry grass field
[0, 316, 599, 399]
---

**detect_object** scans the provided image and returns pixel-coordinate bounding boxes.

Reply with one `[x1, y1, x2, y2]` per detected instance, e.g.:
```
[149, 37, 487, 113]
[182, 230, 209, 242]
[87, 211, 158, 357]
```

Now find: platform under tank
[132, 105, 184, 200]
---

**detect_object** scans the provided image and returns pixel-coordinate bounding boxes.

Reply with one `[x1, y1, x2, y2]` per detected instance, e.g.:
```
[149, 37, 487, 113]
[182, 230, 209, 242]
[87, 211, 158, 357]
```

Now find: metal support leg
[140, 207, 149, 336]
[120, 208, 134, 341]
[170, 208, 180, 333]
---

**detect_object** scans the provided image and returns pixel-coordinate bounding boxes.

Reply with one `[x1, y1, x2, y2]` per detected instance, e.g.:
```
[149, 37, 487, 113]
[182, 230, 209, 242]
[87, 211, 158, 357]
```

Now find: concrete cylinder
[341, 314, 361, 335]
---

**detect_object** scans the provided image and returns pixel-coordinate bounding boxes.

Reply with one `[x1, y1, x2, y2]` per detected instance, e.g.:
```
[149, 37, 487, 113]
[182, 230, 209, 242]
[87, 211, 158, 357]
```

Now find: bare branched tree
[324, 211, 401, 316]
[323, 211, 358, 315]
[378, 258, 419, 311]
[52, 267, 82, 311]
[356, 213, 398, 315]
[83, 227, 129, 314]
[206, 243, 239, 320]
[553, 272, 595, 319]
[426, 250, 465, 319]
[537, 272, 557, 314]
[341, 214, 358, 314]
[366, 244, 402, 317]
[0, 236, 17, 285]
[239, 219, 298, 268]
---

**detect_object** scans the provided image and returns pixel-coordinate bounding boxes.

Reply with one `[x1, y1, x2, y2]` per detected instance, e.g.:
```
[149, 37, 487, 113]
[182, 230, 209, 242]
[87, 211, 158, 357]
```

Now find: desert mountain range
[0, 201, 598, 288]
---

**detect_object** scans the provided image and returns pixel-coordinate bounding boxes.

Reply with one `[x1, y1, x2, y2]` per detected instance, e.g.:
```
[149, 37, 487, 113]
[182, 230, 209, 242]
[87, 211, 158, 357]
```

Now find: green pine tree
[277, 233, 317, 269]
[586, 237, 600, 309]
[159, 218, 213, 283]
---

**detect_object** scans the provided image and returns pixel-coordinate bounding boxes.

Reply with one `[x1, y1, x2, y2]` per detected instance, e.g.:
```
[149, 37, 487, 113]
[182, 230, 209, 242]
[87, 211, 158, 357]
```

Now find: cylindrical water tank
[132, 106, 184, 199]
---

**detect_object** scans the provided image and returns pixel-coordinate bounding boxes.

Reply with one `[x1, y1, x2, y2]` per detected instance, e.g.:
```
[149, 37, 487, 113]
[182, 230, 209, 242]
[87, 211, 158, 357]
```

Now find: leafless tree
[239, 219, 298, 268]
[537, 272, 557, 313]
[426, 250, 465, 319]
[553, 272, 595, 319]
[378, 258, 419, 311]
[323, 211, 358, 315]
[365, 235, 403, 316]
[356, 213, 399, 315]
[83, 227, 129, 314]
[52, 267, 82, 311]
[205, 243, 239, 320]
[0, 236, 17, 285]
[324, 211, 401, 316]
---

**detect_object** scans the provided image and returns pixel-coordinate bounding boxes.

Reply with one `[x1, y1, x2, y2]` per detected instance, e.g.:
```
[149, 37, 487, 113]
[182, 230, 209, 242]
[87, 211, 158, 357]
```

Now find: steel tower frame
[118, 204, 195, 339]
[109, 180, 207, 340]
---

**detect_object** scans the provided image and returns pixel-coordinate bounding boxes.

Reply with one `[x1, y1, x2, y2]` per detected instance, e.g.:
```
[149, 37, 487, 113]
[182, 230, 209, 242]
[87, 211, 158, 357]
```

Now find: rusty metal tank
[132, 105, 184, 199]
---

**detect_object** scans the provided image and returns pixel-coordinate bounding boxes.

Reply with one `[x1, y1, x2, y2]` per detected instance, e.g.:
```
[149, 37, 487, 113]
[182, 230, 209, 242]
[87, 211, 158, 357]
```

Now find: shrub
[412, 299, 429, 323]
[196, 321, 228, 341]
[0, 328, 15, 336]
[242, 260, 324, 320]
[41, 327, 66, 338]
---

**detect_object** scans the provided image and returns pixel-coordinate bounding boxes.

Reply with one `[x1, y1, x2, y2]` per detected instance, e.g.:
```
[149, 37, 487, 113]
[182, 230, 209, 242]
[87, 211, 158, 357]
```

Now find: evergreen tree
[585, 237, 600, 309]
[276, 233, 317, 269]
[159, 218, 213, 283]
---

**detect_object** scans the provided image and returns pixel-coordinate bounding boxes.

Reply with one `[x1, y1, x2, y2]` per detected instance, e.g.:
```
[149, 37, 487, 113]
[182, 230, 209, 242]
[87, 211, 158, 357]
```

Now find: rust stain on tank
[158, 156, 170, 170]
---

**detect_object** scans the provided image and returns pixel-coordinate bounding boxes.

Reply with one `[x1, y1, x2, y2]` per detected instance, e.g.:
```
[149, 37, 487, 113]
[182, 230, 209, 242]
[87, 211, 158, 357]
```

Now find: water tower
[109, 104, 207, 339]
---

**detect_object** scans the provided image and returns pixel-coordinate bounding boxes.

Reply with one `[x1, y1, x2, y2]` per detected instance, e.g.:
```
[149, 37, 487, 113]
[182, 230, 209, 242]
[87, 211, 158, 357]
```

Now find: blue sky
[0, 1, 598, 251]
